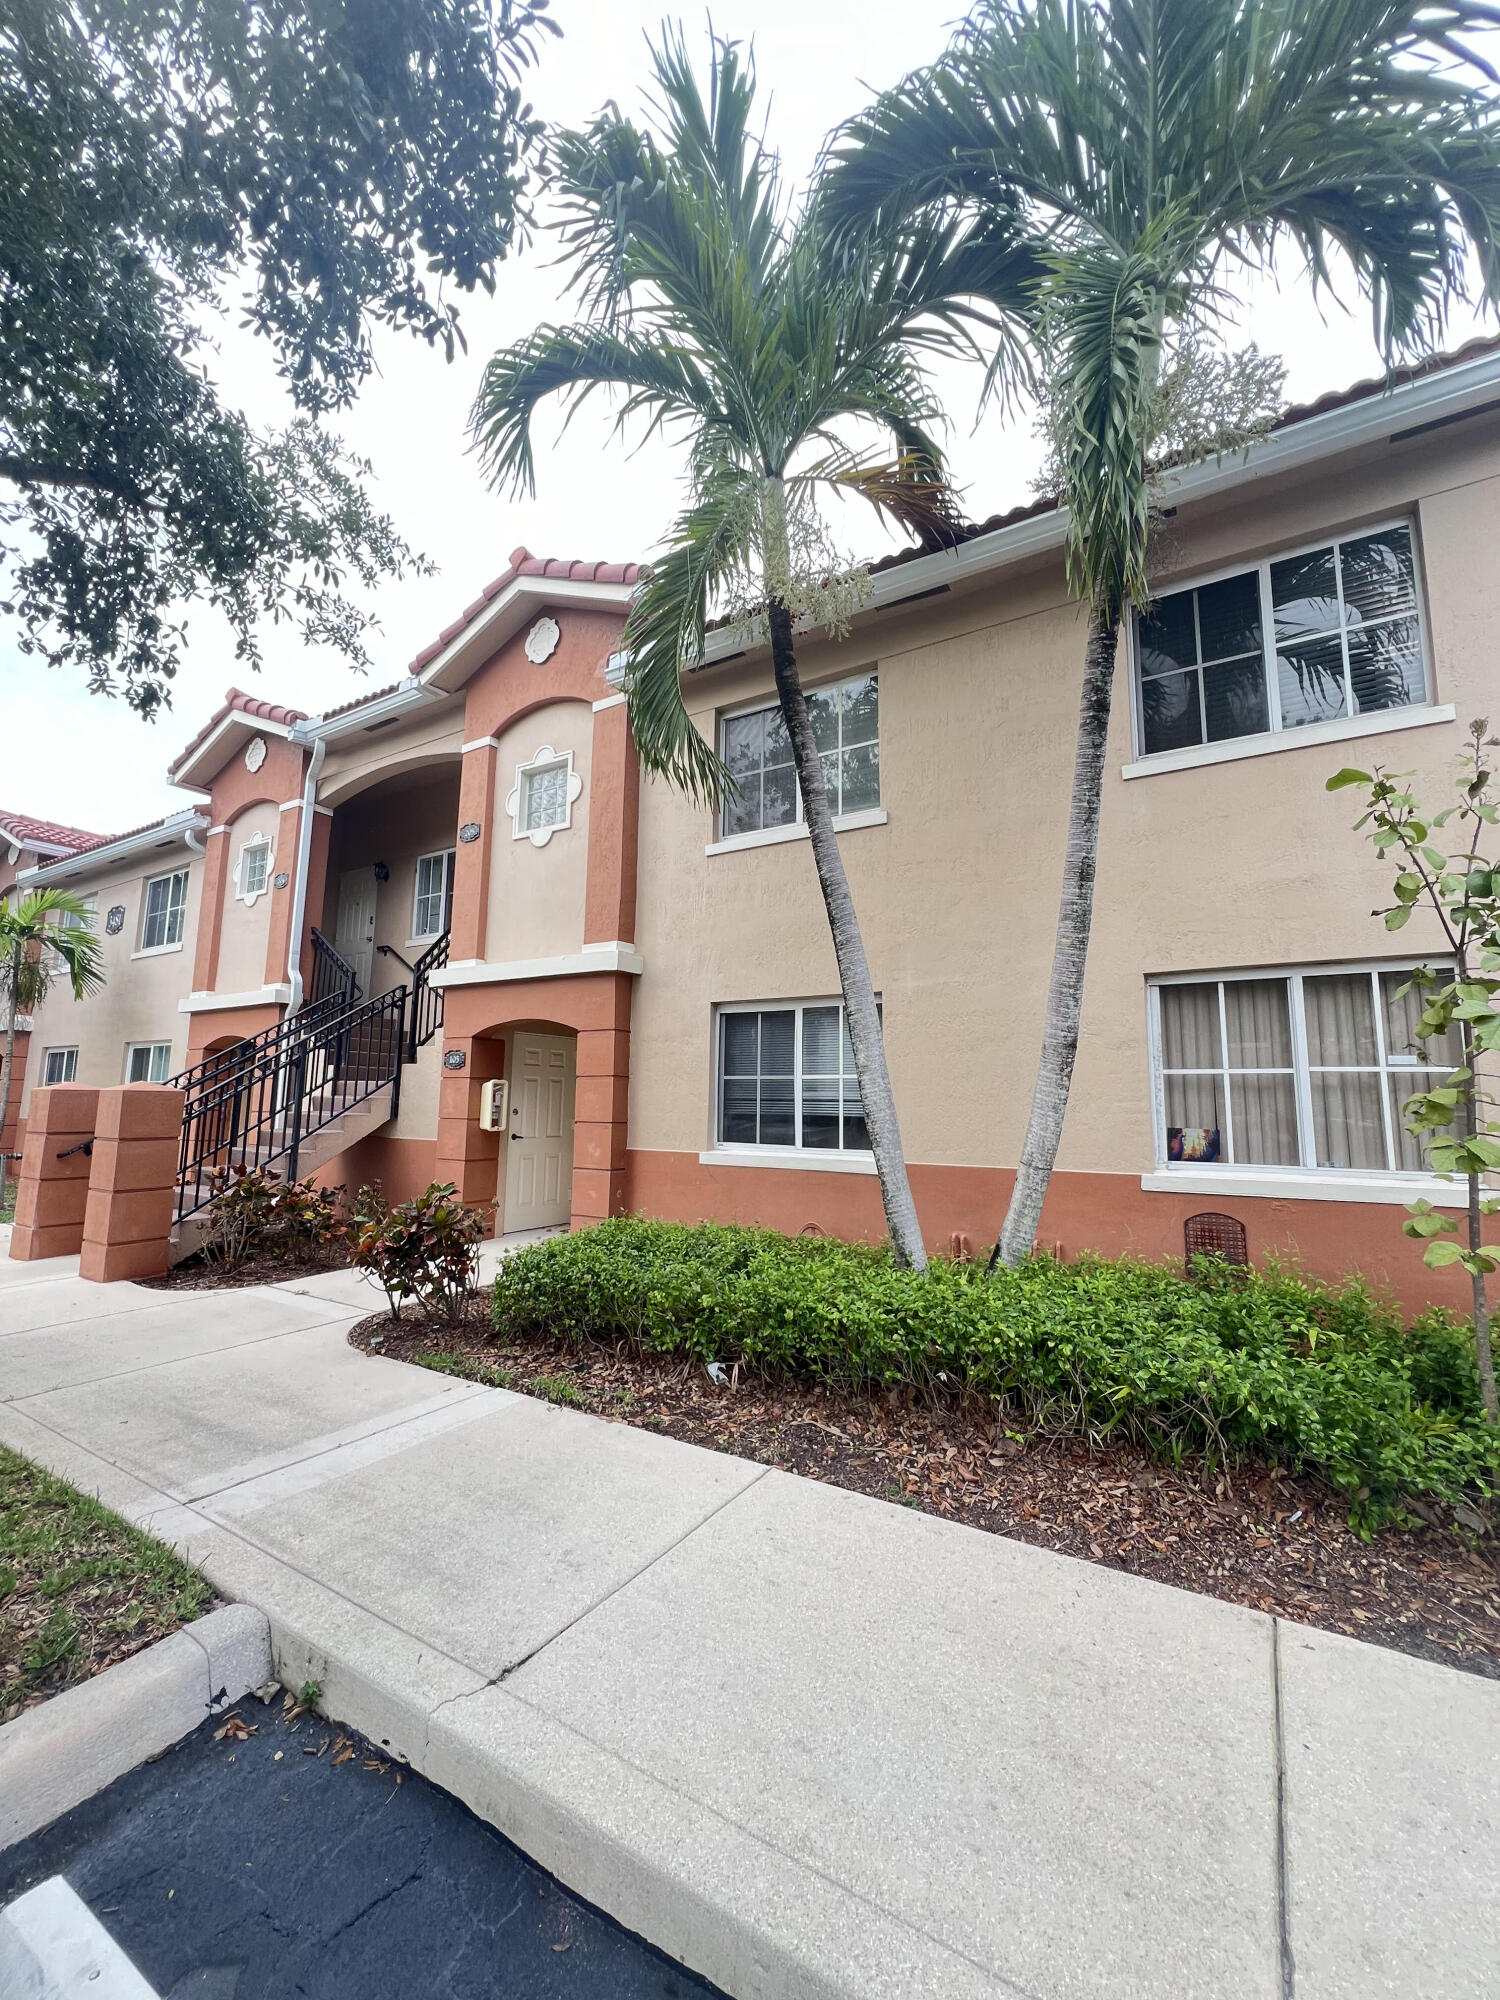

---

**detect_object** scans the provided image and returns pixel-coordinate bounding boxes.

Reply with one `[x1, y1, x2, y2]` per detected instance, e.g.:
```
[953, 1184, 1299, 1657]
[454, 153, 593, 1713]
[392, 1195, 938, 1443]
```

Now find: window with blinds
[719, 672, 879, 837]
[716, 1000, 877, 1152]
[1152, 964, 1458, 1173]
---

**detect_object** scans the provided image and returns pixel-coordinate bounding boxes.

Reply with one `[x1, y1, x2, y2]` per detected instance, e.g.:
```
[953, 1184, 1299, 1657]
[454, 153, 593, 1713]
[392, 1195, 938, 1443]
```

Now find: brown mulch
[349, 1301, 1500, 1681]
[139, 1247, 352, 1292]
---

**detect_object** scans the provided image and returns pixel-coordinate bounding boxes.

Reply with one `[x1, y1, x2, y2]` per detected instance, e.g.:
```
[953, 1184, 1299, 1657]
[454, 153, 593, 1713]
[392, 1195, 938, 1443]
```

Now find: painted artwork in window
[1153, 963, 1457, 1173]
[719, 673, 879, 838]
[140, 869, 188, 950]
[126, 1042, 173, 1084]
[413, 849, 455, 938]
[717, 1000, 877, 1153]
[42, 1047, 78, 1086]
[505, 747, 583, 847]
[1136, 522, 1427, 757]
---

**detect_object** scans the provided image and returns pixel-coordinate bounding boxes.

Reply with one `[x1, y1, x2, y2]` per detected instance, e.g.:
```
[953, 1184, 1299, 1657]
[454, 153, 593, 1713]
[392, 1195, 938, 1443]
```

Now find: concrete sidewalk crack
[1272, 1619, 1296, 1999]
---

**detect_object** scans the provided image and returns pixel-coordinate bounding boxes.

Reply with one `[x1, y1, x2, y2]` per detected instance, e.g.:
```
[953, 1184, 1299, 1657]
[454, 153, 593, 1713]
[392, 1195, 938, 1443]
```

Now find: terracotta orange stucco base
[624, 1151, 1468, 1319]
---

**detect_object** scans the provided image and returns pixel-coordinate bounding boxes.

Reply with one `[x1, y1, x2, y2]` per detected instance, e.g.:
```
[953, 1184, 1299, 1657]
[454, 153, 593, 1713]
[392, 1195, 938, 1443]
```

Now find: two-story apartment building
[10, 340, 1500, 1311]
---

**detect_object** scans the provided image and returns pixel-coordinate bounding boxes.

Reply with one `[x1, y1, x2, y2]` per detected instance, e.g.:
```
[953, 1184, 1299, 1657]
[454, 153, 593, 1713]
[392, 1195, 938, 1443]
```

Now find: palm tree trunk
[995, 597, 1121, 1269]
[767, 598, 928, 1272]
[0, 942, 22, 1197]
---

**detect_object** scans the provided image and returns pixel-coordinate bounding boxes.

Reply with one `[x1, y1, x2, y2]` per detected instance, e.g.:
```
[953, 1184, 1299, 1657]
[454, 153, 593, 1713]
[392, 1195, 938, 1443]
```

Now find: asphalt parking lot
[0, 1694, 723, 1999]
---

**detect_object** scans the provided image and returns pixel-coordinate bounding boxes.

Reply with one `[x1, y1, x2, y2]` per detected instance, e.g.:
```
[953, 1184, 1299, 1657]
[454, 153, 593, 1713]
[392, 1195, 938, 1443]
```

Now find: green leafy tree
[1, 0, 556, 714]
[0, 889, 105, 1185]
[471, 32, 1037, 1270]
[824, 0, 1500, 1268]
[1329, 724, 1500, 1423]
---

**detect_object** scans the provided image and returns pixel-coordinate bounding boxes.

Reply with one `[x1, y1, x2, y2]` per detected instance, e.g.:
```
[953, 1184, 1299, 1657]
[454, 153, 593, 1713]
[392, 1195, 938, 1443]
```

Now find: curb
[0, 1603, 271, 1852]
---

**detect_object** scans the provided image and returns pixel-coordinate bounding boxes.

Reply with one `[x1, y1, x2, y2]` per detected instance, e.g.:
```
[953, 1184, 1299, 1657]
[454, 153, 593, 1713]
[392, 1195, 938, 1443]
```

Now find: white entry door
[335, 867, 377, 997]
[503, 1031, 576, 1232]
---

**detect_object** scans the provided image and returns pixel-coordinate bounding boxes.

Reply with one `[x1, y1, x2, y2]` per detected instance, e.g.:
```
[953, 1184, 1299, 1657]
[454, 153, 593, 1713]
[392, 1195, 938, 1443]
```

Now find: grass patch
[0, 1447, 211, 1721]
[491, 1217, 1500, 1532]
[413, 1349, 515, 1390]
[527, 1372, 586, 1408]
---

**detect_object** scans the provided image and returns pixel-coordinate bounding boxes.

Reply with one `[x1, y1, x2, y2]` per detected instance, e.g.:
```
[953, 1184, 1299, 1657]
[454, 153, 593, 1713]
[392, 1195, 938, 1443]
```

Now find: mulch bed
[349, 1300, 1500, 1681]
[139, 1247, 352, 1292]
[1, 1448, 214, 1724]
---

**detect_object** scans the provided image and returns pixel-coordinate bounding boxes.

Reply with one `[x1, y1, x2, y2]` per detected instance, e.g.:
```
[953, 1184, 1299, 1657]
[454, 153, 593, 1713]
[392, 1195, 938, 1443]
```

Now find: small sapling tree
[1329, 720, 1500, 1421]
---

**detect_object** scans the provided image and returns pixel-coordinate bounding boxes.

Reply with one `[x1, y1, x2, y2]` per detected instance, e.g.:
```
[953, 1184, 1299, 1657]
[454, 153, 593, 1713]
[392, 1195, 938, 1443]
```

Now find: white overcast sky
[2, 0, 1494, 837]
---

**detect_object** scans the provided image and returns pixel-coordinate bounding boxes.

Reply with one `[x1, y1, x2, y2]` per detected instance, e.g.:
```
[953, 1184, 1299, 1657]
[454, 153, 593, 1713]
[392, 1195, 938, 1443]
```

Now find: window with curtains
[719, 673, 879, 837]
[42, 1047, 77, 1085]
[716, 1001, 877, 1152]
[125, 1041, 173, 1085]
[1151, 964, 1459, 1174]
[1134, 521, 1429, 757]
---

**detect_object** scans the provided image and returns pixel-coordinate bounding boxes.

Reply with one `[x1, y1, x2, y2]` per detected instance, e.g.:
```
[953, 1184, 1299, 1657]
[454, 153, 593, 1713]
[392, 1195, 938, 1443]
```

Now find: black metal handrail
[407, 930, 449, 1060]
[310, 927, 360, 1009]
[173, 983, 408, 1223]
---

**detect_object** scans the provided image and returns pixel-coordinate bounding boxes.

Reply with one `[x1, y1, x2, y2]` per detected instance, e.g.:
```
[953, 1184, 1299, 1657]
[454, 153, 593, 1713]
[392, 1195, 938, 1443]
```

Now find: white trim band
[1122, 703, 1457, 781]
[592, 692, 628, 712]
[706, 807, 888, 857]
[1141, 1168, 1469, 1206]
[179, 984, 291, 1014]
[430, 944, 645, 988]
[699, 1146, 878, 1176]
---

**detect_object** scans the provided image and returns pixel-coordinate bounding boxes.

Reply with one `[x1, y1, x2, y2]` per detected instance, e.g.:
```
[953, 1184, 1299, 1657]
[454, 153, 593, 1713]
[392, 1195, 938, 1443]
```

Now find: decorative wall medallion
[443, 1049, 467, 1071]
[506, 745, 583, 848]
[458, 821, 482, 844]
[274, 871, 290, 890]
[244, 736, 268, 773]
[105, 904, 126, 936]
[524, 615, 561, 665]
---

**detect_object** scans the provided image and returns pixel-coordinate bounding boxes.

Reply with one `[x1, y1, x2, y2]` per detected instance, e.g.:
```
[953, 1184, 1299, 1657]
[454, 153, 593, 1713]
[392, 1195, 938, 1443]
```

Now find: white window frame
[42, 1047, 78, 1086]
[137, 868, 188, 954]
[411, 847, 456, 940]
[716, 671, 882, 844]
[124, 1041, 173, 1085]
[235, 835, 272, 906]
[506, 745, 583, 847]
[707, 997, 880, 1170]
[1128, 515, 1436, 766]
[1146, 958, 1470, 1197]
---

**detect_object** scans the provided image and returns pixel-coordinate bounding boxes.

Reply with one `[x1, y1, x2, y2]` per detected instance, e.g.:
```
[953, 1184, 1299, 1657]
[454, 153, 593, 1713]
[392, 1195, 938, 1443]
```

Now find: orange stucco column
[9, 1085, 99, 1261]
[433, 1034, 506, 1215]
[584, 698, 640, 946]
[572, 1021, 630, 1226]
[191, 827, 231, 993]
[450, 744, 498, 962]
[79, 1086, 185, 1283]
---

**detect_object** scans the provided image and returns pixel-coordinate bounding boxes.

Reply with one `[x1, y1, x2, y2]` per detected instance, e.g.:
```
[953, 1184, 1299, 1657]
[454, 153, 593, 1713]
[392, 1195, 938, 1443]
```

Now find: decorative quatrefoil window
[506, 746, 582, 848]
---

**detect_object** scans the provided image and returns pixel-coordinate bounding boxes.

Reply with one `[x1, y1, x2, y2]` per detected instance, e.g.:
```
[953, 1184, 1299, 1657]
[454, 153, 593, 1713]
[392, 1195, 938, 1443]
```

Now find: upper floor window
[506, 745, 582, 847]
[717, 999, 876, 1153]
[237, 838, 271, 903]
[413, 849, 455, 938]
[720, 672, 879, 838]
[1151, 962, 1457, 1175]
[1135, 522, 1428, 757]
[42, 1047, 77, 1085]
[140, 869, 188, 951]
[125, 1041, 172, 1085]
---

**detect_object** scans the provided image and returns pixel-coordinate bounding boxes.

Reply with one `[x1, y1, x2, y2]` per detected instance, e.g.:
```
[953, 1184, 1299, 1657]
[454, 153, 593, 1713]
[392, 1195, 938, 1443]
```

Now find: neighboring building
[12, 343, 1500, 1311]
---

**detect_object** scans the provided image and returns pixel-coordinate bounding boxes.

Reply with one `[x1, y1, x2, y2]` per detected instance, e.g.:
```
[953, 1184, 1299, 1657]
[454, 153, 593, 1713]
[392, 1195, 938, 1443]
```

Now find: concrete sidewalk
[1, 1257, 1495, 1999]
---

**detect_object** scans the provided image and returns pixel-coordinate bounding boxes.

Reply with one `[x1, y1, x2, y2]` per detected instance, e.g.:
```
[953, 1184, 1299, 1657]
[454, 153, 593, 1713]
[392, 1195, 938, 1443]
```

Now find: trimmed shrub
[490, 1217, 1500, 1531]
[351, 1182, 487, 1324]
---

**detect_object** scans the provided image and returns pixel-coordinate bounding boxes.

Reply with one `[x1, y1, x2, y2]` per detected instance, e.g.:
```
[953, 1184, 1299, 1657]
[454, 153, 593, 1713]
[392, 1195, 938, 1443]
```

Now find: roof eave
[168, 710, 297, 794]
[416, 575, 637, 693]
[20, 810, 210, 884]
[697, 343, 1500, 669]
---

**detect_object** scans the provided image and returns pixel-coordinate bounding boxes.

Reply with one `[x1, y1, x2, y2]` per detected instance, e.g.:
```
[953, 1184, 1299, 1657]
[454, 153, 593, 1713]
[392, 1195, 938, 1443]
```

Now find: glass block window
[1153, 963, 1457, 1172]
[720, 673, 879, 837]
[140, 870, 188, 950]
[1135, 522, 1428, 757]
[42, 1047, 78, 1085]
[522, 761, 570, 833]
[716, 1000, 878, 1153]
[413, 849, 455, 938]
[238, 840, 270, 901]
[125, 1041, 173, 1084]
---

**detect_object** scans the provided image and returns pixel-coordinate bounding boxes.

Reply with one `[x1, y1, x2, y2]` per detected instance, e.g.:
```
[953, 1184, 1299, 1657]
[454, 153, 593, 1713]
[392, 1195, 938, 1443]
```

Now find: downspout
[285, 736, 327, 1014]
[183, 826, 205, 855]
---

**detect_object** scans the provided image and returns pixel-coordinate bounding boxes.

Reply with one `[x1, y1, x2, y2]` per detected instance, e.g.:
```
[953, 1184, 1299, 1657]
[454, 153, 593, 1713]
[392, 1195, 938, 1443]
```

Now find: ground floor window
[42, 1047, 78, 1085]
[717, 1000, 875, 1152]
[125, 1041, 173, 1085]
[1151, 962, 1457, 1174]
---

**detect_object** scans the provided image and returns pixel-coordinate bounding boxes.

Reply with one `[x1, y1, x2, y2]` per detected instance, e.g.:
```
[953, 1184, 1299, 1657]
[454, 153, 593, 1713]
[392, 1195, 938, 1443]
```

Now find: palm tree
[471, 31, 1037, 1269]
[0, 888, 105, 1187]
[825, 0, 1500, 1267]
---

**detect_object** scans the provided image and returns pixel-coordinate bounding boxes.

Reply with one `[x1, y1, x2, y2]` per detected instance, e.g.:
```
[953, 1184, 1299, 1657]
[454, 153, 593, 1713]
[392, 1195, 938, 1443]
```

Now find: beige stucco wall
[317, 700, 465, 809]
[485, 699, 593, 963]
[214, 800, 281, 994]
[21, 843, 203, 1109]
[629, 408, 1500, 1179]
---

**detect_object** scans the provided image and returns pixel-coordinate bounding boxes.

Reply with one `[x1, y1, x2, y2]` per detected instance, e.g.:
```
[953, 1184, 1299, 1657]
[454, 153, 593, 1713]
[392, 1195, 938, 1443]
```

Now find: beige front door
[335, 867, 377, 998]
[503, 1031, 576, 1233]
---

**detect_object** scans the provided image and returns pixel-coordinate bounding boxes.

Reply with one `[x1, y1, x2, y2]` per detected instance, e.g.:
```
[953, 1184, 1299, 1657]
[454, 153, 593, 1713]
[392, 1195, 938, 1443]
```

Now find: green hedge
[490, 1217, 1500, 1531]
